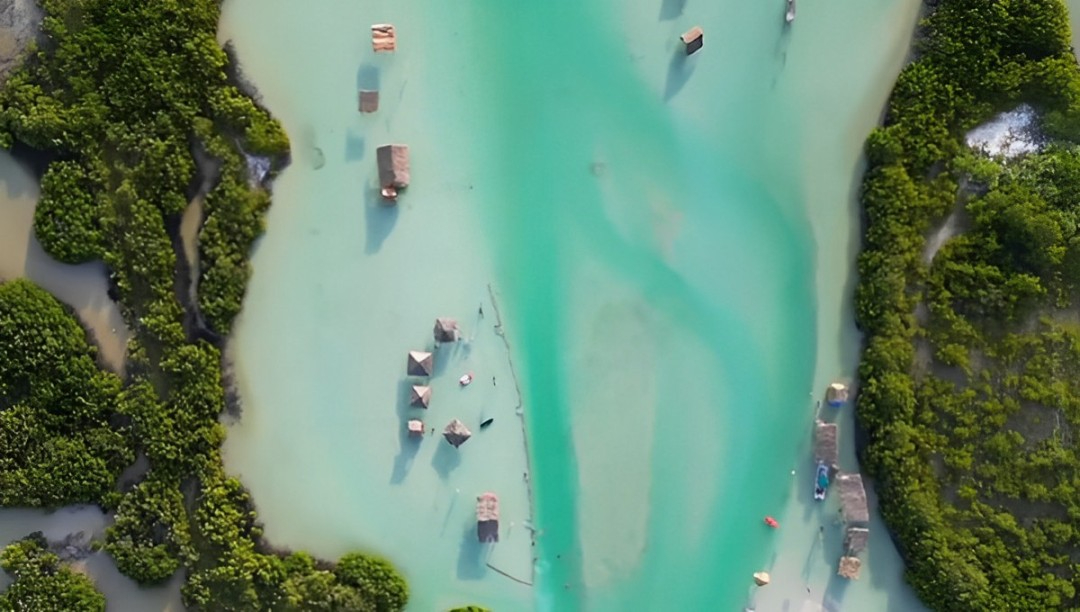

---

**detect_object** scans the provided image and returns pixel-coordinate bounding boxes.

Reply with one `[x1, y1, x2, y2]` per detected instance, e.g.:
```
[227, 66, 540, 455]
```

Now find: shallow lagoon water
[215, 0, 941, 610]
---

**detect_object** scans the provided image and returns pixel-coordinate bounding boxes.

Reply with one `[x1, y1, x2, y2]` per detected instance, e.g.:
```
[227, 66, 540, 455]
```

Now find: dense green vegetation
[0, 0, 408, 609]
[857, 0, 1080, 609]
[0, 280, 131, 507]
[0, 534, 105, 611]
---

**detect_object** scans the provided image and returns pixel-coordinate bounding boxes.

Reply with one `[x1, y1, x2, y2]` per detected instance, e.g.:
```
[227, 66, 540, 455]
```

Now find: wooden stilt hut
[433, 318, 460, 343]
[476, 492, 499, 542]
[443, 419, 472, 448]
[681, 26, 703, 55]
[407, 419, 424, 437]
[410, 385, 431, 408]
[407, 351, 433, 377]
[814, 420, 839, 471]
[371, 24, 396, 52]
[377, 144, 410, 202]
[359, 90, 379, 113]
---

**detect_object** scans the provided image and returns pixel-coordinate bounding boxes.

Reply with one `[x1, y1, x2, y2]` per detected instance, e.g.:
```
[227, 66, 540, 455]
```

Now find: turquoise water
[221, 0, 926, 610]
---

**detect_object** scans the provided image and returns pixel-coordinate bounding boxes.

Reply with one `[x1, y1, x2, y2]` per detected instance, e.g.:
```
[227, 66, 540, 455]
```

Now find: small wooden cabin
[476, 492, 499, 542]
[845, 526, 870, 555]
[410, 385, 431, 408]
[377, 144, 410, 201]
[407, 350, 433, 377]
[407, 419, 424, 437]
[434, 318, 460, 343]
[681, 26, 703, 55]
[814, 420, 839, 470]
[443, 419, 472, 448]
[359, 90, 379, 113]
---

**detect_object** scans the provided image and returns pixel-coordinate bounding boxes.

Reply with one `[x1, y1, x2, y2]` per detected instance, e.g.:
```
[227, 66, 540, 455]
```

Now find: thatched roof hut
[826, 382, 849, 406]
[838, 556, 861, 580]
[407, 351, 433, 377]
[752, 571, 770, 586]
[407, 419, 424, 437]
[377, 145, 410, 191]
[371, 24, 396, 52]
[477, 492, 499, 542]
[845, 526, 870, 555]
[681, 26, 703, 55]
[837, 473, 870, 525]
[814, 420, 838, 468]
[434, 318, 460, 343]
[443, 419, 472, 448]
[359, 90, 379, 113]
[410, 385, 431, 408]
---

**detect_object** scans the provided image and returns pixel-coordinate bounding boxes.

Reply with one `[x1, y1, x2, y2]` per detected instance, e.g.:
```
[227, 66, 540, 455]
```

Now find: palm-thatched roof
[845, 526, 869, 555]
[752, 571, 770, 586]
[837, 473, 870, 524]
[407, 351, 433, 377]
[433, 318, 460, 343]
[826, 382, 849, 405]
[443, 419, 472, 448]
[838, 556, 861, 579]
[410, 385, 431, 408]
[371, 24, 396, 52]
[815, 420, 838, 467]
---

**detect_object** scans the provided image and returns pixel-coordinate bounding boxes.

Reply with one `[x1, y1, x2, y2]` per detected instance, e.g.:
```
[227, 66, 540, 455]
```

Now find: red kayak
[764, 516, 779, 528]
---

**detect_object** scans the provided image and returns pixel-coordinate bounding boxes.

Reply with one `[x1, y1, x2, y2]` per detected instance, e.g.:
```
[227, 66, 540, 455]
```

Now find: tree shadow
[658, 0, 686, 21]
[432, 436, 463, 479]
[390, 379, 421, 484]
[456, 521, 490, 580]
[664, 50, 697, 101]
[363, 186, 397, 254]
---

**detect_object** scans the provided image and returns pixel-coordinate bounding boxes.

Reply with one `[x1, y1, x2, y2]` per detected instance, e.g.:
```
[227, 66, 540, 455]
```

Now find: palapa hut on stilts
[476, 492, 499, 542]
[814, 420, 839, 471]
[838, 556, 862, 579]
[359, 90, 379, 113]
[407, 351, 433, 377]
[407, 419, 424, 438]
[443, 419, 472, 448]
[837, 473, 870, 526]
[371, 24, 396, 52]
[410, 385, 431, 408]
[433, 318, 460, 343]
[681, 26, 703, 55]
[752, 571, 770, 586]
[377, 144, 410, 202]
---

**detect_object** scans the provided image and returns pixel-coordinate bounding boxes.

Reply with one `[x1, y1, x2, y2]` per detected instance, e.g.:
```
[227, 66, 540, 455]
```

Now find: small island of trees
[858, 0, 1080, 609]
[0, 0, 409, 609]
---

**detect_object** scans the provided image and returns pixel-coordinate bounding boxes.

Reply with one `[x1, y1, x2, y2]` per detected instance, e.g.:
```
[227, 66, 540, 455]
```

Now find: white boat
[459, 372, 474, 386]
[786, 0, 796, 23]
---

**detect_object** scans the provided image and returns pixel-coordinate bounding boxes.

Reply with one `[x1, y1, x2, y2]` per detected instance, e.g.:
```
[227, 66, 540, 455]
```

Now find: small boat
[764, 516, 779, 529]
[814, 461, 830, 500]
[459, 372, 474, 386]
[785, 0, 796, 23]
[480, 418, 494, 429]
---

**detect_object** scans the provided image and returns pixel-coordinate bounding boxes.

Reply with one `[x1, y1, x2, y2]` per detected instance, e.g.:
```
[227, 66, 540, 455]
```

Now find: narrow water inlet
[0, 150, 130, 373]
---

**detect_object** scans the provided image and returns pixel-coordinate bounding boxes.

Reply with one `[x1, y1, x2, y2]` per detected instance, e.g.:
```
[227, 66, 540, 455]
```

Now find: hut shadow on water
[363, 187, 397, 254]
[664, 50, 697, 101]
[344, 130, 365, 162]
[456, 522, 490, 580]
[389, 379, 420, 484]
[432, 437, 462, 479]
[658, 0, 686, 21]
[356, 64, 380, 93]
